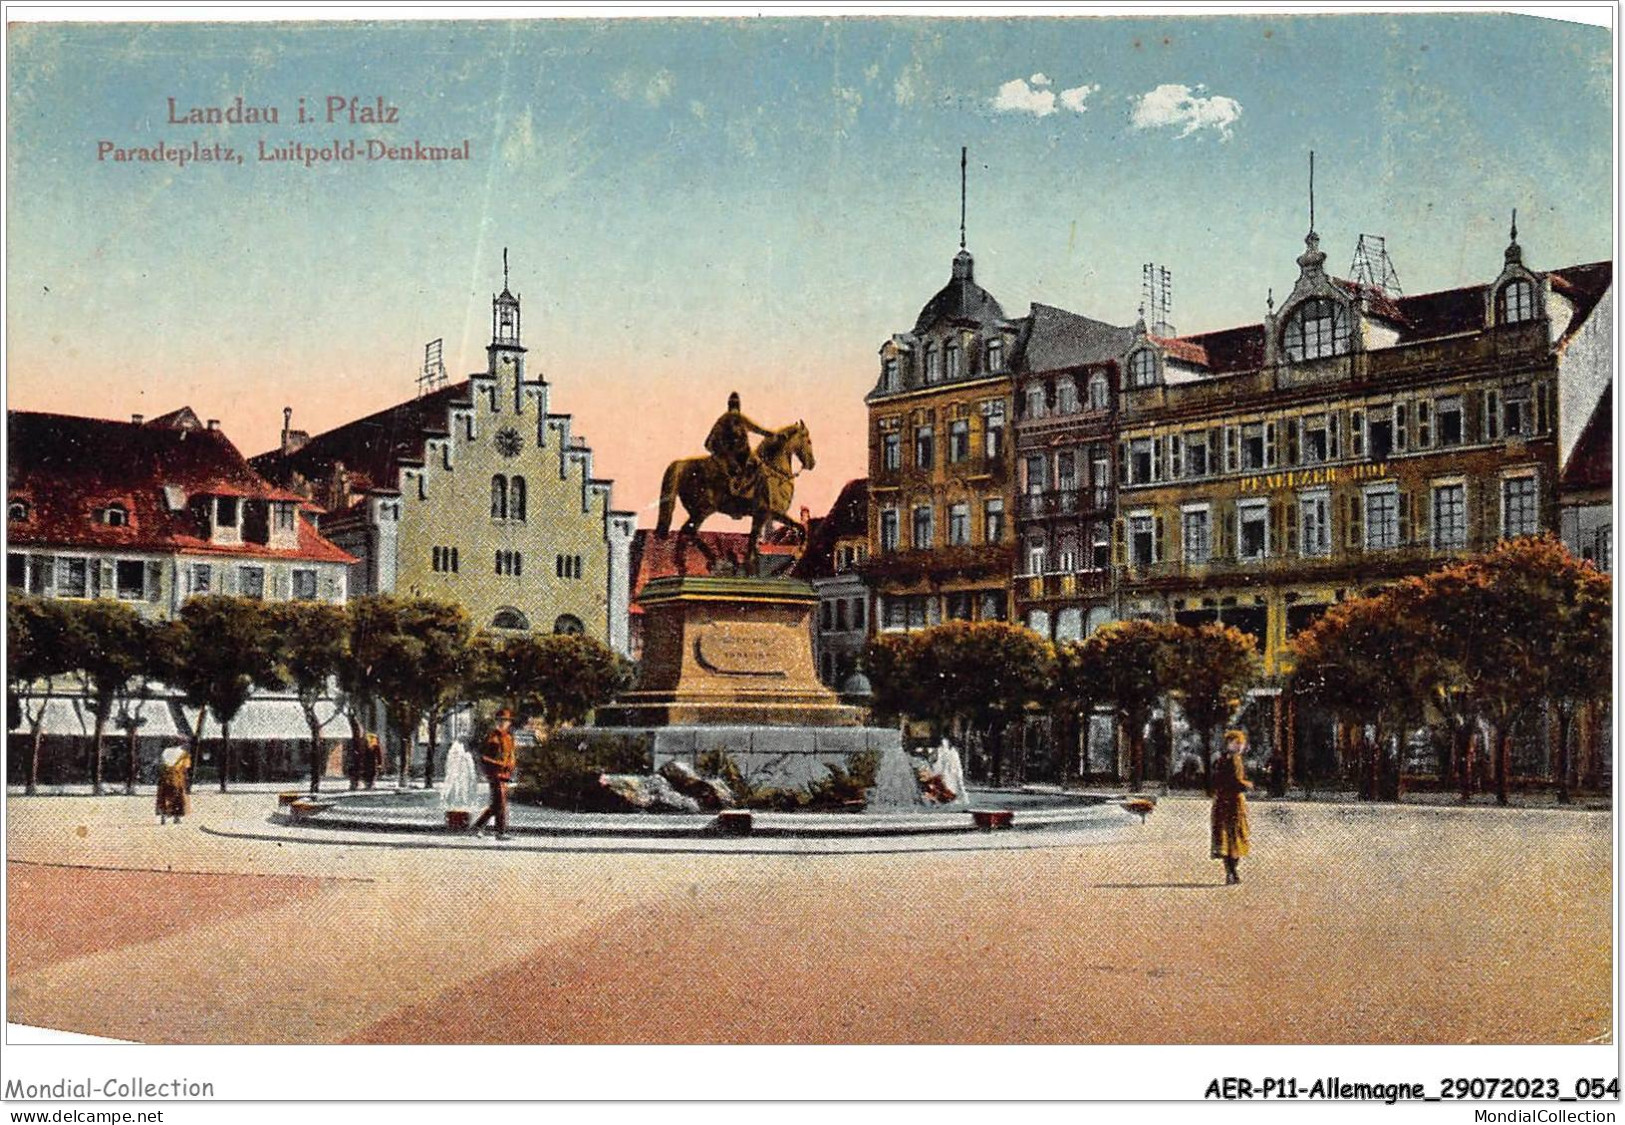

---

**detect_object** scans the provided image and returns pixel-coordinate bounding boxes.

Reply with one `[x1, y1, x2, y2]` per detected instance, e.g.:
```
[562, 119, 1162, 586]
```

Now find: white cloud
[1030, 72, 1051, 87]
[992, 77, 1056, 117]
[1059, 83, 1100, 113]
[1130, 83, 1242, 140]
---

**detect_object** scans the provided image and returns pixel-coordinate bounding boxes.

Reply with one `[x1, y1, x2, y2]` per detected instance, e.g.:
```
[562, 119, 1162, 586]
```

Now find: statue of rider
[705, 391, 772, 505]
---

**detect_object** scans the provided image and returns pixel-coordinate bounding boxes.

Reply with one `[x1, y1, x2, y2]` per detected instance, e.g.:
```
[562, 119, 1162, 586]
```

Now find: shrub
[515, 733, 652, 810]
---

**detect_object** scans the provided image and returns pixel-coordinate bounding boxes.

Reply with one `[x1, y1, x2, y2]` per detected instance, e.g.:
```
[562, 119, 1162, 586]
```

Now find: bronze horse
[656, 420, 815, 573]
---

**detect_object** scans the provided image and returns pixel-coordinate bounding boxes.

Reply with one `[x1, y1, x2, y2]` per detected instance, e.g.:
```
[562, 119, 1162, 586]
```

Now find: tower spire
[1308, 150, 1316, 234]
[503, 246, 510, 293]
[1511, 207, 1518, 243]
[959, 146, 967, 251]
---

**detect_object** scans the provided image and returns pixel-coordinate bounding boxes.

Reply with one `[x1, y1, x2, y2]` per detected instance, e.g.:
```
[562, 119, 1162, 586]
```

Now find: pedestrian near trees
[471, 709, 516, 840]
[1211, 728, 1253, 885]
[156, 745, 191, 825]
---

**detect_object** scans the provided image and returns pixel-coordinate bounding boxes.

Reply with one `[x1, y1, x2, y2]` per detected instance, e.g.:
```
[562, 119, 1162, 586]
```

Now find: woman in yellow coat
[156, 745, 191, 825]
[1211, 729, 1253, 884]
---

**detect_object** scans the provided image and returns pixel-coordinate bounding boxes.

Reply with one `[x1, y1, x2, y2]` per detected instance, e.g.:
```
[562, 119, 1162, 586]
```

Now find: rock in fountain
[569, 575, 911, 803]
[866, 743, 924, 812]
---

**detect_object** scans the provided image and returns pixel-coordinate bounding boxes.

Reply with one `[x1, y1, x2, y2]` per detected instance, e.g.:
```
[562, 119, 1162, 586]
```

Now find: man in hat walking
[472, 709, 516, 840]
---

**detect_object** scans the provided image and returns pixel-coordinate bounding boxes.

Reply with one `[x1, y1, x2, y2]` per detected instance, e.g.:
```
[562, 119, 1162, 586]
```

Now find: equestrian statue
[656, 391, 815, 574]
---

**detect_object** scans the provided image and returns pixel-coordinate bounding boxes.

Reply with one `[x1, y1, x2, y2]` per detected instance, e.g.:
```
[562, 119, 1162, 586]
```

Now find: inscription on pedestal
[694, 625, 788, 677]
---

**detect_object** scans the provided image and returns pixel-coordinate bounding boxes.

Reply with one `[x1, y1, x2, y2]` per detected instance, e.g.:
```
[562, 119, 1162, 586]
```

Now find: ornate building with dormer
[252, 260, 635, 654]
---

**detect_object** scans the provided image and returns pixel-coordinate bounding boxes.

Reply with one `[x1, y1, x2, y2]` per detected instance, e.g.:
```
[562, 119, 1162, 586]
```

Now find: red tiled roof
[1333, 278, 1410, 326]
[1148, 334, 1211, 368]
[627, 528, 800, 612]
[7, 410, 356, 564]
[250, 380, 473, 497]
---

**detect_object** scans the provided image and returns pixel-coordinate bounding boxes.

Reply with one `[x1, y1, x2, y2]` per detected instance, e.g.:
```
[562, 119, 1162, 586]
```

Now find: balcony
[1118, 542, 1473, 589]
[1015, 569, 1114, 603]
[855, 543, 1016, 584]
[1018, 488, 1113, 520]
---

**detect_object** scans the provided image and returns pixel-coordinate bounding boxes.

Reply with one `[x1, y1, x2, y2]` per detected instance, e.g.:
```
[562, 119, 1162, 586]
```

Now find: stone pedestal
[599, 575, 862, 728]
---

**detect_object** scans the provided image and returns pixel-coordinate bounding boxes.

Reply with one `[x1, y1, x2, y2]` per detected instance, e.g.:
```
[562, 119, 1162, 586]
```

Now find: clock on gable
[494, 427, 523, 458]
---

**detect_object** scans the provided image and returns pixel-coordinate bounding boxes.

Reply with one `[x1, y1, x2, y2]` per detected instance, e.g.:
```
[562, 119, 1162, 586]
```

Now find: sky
[5, 10, 1614, 526]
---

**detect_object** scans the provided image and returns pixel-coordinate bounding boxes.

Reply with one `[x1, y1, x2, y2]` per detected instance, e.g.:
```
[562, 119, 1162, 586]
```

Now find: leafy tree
[860, 631, 936, 730]
[1050, 639, 1108, 781]
[59, 600, 148, 795]
[1449, 536, 1612, 805]
[340, 595, 405, 786]
[7, 597, 75, 794]
[356, 597, 474, 787]
[1163, 623, 1258, 794]
[479, 632, 632, 730]
[264, 601, 349, 794]
[916, 621, 1054, 786]
[1290, 585, 1436, 800]
[113, 617, 168, 795]
[1075, 619, 1180, 791]
[1549, 562, 1611, 803]
[174, 596, 280, 792]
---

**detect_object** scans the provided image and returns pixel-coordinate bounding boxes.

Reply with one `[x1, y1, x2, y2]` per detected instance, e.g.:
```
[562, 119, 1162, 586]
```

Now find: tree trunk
[988, 723, 1003, 788]
[125, 722, 139, 795]
[398, 723, 411, 789]
[1078, 711, 1090, 779]
[1555, 704, 1573, 805]
[27, 709, 48, 796]
[91, 703, 109, 796]
[1201, 725, 1215, 797]
[1129, 722, 1146, 791]
[423, 712, 440, 790]
[218, 718, 232, 793]
[305, 703, 324, 795]
[187, 709, 206, 793]
[1495, 727, 1511, 807]
[347, 713, 364, 790]
[1455, 722, 1473, 804]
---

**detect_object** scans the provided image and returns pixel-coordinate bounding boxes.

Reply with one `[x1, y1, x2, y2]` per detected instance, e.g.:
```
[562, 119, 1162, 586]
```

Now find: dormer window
[275, 503, 296, 532]
[986, 338, 1004, 372]
[1128, 349, 1159, 388]
[1498, 278, 1537, 324]
[945, 343, 962, 379]
[1024, 384, 1046, 419]
[1282, 298, 1351, 361]
[8, 500, 28, 522]
[216, 497, 239, 528]
[101, 504, 129, 527]
[925, 343, 941, 383]
[1056, 377, 1079, 414]
[1087, 373, 1111, 410]
[882, 357, 899, 391]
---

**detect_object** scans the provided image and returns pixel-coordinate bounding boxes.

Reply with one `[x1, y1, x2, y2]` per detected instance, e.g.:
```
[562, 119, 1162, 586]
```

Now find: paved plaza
[5, 792, 1611, 1044]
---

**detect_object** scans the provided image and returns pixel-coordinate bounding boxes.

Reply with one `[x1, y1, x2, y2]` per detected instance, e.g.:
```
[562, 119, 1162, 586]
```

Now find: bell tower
[488, 248, 526, 383]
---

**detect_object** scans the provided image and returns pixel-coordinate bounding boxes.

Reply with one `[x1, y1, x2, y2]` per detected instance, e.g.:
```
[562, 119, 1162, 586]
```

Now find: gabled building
[7, 408, 354, 613]
[253, 266, 636, 654]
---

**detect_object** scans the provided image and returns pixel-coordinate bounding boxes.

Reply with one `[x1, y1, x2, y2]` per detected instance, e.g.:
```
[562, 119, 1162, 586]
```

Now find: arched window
[1087, 373, 1111, 410]
[491, 607, 530, 631]
[1282, 298, 1351, 361]
[102, 504, 128, 527]
[986, 338, 1004, 372]
[553, 614, 584, 635]
[7, 500, 27, 522]
[490, 475, 507, 519]
[1128, 349, 1159, 388]
[1498, 278, 1537, 324]
[510, 476, 527, 522]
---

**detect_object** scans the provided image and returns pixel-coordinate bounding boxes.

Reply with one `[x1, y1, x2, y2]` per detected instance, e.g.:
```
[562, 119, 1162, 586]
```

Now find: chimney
[206, 419, 220, 431]
[131, 413, 144, 425]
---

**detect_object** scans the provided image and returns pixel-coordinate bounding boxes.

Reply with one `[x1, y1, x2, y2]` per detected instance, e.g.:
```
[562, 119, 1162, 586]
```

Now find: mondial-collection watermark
[4, 1078, 214, 1099]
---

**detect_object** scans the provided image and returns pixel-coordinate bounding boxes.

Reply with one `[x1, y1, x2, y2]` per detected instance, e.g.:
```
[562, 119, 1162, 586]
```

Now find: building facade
[8, 406, 354, 614]
[792, 478, 870, 688]
[862, 248, 1020, 630]
[1111, 229, 1611, 677]
[253, 270, 636, 654]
